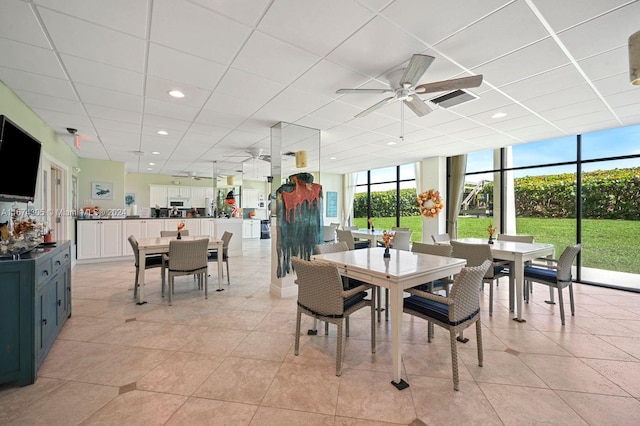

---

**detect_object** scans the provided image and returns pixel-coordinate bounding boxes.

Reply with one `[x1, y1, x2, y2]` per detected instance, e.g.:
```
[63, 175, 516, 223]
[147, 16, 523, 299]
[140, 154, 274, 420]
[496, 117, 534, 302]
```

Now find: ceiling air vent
[430, 89, 478, 108]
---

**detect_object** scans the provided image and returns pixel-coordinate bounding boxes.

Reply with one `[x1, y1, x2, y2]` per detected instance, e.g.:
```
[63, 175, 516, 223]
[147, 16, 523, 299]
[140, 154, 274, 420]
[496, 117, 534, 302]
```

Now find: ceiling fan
[171, 171, 212, 181]
[336, 54, 483, 118]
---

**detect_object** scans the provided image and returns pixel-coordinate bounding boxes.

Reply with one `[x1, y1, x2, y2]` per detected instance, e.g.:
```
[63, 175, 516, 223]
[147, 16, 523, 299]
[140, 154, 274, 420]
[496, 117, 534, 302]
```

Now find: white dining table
[454, 238, 555, 322]
[312, 246, 466, 389]
[350, 229, 386, 247]
[135, 235, 224, 305]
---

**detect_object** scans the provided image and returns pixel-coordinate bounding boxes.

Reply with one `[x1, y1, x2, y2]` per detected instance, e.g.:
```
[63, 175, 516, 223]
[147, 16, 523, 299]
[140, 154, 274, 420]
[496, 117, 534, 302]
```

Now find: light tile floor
[3, 239, 640, 425]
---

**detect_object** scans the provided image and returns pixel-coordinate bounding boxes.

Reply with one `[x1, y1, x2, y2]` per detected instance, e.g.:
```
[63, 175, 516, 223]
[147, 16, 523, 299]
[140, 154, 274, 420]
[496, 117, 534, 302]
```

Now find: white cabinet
[77, 220, 122, 260]
[242, 188, 259, 208]
[149, 185, 168, 208]
[243, 219, 260, 239]
[122, 219, 164, 255]
[167, 186, 191, 199]
[200, 218, 216, 237]
[215, 219, 243, 256]
[191, 187, 213, 208]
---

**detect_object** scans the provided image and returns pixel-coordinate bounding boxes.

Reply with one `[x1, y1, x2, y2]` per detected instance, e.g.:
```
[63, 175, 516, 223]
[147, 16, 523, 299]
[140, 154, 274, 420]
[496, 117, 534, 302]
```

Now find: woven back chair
[208, 231, 233, 284]
[291, 256, 375, 376]
[450, 240, 510, 317]
[336, 229, 369, 250]
[160, 229, 190, 237]
[128, 235, 165, 299]
[403, 260, 491, 390]
[323, 225, 338, 243]
[163, 238, 209, 305]
[390, 230, 412, 251]
[497, 234, 534, 243]
[410, 242, 454, 296]
[524, 244, 581, 325]
[431, 233, 450, 244]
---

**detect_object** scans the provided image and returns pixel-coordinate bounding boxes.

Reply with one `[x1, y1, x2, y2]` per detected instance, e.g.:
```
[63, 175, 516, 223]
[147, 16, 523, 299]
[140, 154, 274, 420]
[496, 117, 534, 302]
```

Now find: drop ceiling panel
[61, 54, 143, 95]
[0, 67, 77, 100]
[0, 1, 51, 48]
[232, 32, 320, 85]
[578, 46, 629, 81]
[38, 8, 145, 72]
[144, 76, 212, 109]
[257, 0, 373, 57]
[522, 84, 600, 112]
[141, 115, 191, 134]
[0, 39, 65, 79]
[151, 0, 251, 65]
[532, 0, 634, 32]
[147, 44, 227, 90]
[291, 59, 370, 95]
[143, 98, 200, 122]
[498, 64, 585, 101]
[215, 68, 286, 104]
[84, 104, 141, 125]
[75, 83, 142, 113]
[592, 72, 632, 96]
[201, 92, 264, 117]
[434, 1, 549, 69]
[189, 0, 272, 27]
[14, 91, 85, 116]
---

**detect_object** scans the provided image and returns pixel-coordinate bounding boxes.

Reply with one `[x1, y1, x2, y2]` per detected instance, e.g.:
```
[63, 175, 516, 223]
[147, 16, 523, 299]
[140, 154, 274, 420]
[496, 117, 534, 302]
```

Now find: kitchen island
[76, 217, 242, 262]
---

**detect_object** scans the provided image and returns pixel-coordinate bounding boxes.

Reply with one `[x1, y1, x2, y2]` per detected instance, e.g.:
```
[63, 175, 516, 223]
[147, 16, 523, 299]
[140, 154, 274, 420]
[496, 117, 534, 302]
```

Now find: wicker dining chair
[524, 244, 581, 325]
[336, 229, 369, 250]
[163, 238, 209, 305]
[207, 231, 233, 285]
[450, 240, 510, 317]
[291, 256, 375, 376]
[410, 242, 454, 296]
[403, 260, 491, 390]
[128, 235, 165, 299]
[431, 233, 451, 244]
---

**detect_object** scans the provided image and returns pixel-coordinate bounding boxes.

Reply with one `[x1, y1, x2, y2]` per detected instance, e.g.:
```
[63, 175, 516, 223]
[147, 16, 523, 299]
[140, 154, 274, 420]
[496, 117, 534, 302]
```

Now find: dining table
[135, 235, 224, 305]
[350, 229, 386, 247]
[453, 238, 555, 322]
[312, 246, 466, 389]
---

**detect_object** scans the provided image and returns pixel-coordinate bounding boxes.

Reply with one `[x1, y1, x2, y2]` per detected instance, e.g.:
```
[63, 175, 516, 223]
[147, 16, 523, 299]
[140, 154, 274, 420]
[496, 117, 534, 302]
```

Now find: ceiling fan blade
[414, 75, 483, 94]
[336, 88, 394, 95]
[404, 97, 433, 117]
[355, 96, 397, 118]
[400, 54, 435, 88]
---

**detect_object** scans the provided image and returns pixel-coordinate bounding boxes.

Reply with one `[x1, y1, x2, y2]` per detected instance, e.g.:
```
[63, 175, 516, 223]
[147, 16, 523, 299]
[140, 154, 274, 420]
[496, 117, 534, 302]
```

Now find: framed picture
[91, 182, 113, 200]
[326, 191, 338, 217]
[125, 193, 136, 206]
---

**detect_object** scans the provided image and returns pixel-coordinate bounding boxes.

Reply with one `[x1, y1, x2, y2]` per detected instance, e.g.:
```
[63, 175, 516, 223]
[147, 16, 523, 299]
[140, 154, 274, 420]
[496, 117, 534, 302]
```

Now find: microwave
[168, 199, 188, 207]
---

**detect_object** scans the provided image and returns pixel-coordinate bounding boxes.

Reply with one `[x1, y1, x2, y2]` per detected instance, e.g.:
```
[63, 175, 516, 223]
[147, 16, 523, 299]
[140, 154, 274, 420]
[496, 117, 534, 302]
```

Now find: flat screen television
[0, 115, 42, 203]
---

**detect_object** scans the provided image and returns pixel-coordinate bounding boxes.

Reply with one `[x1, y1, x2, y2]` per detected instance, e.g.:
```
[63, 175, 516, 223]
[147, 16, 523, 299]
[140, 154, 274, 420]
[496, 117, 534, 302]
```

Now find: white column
[418, 157, 447, 242]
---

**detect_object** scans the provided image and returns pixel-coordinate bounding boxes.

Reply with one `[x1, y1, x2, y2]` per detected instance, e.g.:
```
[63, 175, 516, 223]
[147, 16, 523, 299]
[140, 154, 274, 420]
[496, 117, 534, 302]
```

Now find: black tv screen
[0, 115, 42, 202]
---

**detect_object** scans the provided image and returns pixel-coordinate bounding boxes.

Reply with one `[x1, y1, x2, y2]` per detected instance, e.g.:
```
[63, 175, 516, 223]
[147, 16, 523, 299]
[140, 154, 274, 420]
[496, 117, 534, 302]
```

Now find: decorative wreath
[417, 189, 444, 218]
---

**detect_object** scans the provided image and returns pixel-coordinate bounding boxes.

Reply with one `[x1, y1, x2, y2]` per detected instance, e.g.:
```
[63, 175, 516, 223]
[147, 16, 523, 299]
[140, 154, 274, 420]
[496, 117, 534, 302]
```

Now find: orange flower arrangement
[487, 223, 496, 237]
[177, 221, 185, 232]
[382, 230, 394, 248]
[417, 189, 444, 218]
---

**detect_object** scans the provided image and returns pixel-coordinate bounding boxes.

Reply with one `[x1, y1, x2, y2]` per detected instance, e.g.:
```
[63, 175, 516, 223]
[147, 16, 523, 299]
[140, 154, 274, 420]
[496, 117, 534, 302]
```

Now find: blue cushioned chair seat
[298, 291, 367, 318]
[493, 265, 507, 275]
[354, 241, 370, 249]
[524, 265, 557, 282]
[414, 279, 449, 292]
[404, 295, 479, 326]
[138, 255, 164, 267]
[207, 251, 228, 261]
[344, 277, 368, 291]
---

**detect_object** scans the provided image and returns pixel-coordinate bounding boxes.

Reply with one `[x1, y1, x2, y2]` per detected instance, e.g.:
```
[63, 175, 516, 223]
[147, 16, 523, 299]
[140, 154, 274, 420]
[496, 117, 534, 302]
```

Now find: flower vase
[177, 232, 182, 240]
[384, 247, 390, 258]
[488, 235, 494, 244]
[371, 227, 375, 233]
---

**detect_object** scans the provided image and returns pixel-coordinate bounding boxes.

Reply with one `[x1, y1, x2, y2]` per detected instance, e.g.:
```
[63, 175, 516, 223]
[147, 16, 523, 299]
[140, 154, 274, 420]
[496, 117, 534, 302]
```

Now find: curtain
[448, 155, 467, 239]
[342, 172, 357, 226]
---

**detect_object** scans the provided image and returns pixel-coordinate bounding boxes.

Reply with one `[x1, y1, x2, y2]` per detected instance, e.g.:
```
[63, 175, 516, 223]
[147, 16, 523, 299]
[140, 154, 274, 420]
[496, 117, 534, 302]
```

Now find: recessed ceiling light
[147, 167, 153, 171]
[152, 151, 160, 155]
[330, 157, 336, 160]
[157, 130, 168, 135]
[149, 162, 155, 166]
[168, 90, 185, 98]
[491, 112, 508, 119]
[387, 141, 397, 146]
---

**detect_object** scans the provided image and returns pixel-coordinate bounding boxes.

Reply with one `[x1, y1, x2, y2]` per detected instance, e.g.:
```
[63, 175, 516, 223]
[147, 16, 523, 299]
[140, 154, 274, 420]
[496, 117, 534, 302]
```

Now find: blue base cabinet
[0, 241, 71, 386]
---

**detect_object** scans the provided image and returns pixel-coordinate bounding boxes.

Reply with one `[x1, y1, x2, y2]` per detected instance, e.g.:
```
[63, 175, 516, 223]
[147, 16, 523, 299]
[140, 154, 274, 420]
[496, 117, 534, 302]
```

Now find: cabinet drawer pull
[55, 260, 61, 266]
[42, 319, 47, 325]
[57, 299, 61, 306]
[42, 270, 49, 276]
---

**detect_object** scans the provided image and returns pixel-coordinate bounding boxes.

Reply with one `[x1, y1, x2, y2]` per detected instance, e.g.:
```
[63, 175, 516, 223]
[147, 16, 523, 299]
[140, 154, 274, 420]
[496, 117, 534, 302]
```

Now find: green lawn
[354, 216, 640, 274]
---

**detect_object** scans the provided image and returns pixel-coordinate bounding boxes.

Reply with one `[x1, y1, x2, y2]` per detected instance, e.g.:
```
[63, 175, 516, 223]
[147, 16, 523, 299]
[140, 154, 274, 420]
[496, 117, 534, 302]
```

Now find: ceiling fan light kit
[337, 54, 483, 118]
[630, 30, 640, 85]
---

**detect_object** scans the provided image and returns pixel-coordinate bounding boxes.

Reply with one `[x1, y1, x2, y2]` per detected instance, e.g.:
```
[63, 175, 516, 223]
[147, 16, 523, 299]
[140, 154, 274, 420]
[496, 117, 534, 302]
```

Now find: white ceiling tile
[522, 84, 599, 112]
[189, 0, 272, 27]
[592, 72, 632, 96]
[499, 64, 585, 101]
[232, 32, 320, 85]
[151, 0, 251, 65]
[0, 67, 76, 100]
[539, 98, 609, 121]
[291, 59, 370, 95]
[1, 0, 51, 48]
[61, 54, 144, 95]
[38, 8, 146, 72]
[141, 115, 191, 134]
[147, 44, 227, 90]
[83, 104, 142, 124]
[144, 76, 212, 109]
[14, 91, 85, 116]
[327, 16, 429, 78]
[0, 39, 65, 79]
[143, 98, 200, 122]
[215, 68, 285, 104]
[201, 92, 263, 117]
[533, 0, 634, 32]
[258, 0, 374, 57]
[434, 1, 549, 68]
[578, 46, 629, 81]
[556, 1, 640, 60]
[75, 83, 143, 113]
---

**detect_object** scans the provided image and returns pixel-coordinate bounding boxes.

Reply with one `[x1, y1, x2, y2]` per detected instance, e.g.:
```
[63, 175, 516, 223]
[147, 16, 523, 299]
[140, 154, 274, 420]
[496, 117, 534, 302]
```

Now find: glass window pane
[512, 136, 576, 168]
[582, 124, 640, 161]
[370, 166, 396, 184]
[466, 149, 495, 173]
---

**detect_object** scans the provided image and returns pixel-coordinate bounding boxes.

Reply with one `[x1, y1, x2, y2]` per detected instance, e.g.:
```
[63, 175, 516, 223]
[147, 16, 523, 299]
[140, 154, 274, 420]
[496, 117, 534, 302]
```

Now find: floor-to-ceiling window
[459, 124, 640, 291]
[353, 164, 419, 240]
